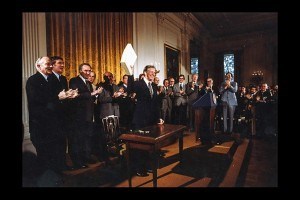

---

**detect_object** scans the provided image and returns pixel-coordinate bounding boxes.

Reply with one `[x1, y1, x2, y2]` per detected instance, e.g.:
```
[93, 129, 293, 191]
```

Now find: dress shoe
[136, 170, 149, 177]
[211, 139, 221, 145]
[80, 165, 88, 169]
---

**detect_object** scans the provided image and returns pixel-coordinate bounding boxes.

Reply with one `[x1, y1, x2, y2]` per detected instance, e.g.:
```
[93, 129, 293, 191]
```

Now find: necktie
[148, 82, 153, 98]
[180, 84, 183, 90]
[86, 80, 91, 91]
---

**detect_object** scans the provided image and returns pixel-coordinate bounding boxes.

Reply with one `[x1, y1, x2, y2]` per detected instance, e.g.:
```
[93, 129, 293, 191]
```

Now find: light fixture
[120, 43, 137, 76]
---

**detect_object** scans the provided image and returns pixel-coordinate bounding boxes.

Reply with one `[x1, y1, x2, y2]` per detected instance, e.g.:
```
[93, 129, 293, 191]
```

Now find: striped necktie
[148, 82, 153, 98]
[86, 80, 91, 91]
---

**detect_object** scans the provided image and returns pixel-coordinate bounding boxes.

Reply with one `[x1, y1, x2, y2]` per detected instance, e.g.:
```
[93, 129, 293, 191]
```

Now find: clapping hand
[58, 89, 68, 100]
[69, 89, 79, 98]
[113, 90, 123, 98]
[59, 89, 79, 100]
[91, 87, 103, 96]
[224, 80, 231, 89]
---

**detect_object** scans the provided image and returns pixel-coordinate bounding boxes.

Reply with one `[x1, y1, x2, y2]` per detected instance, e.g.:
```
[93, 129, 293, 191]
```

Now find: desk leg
[125, 143, 132, 187]
[179, 132, 183, 163]
[151, 151, 158, 187]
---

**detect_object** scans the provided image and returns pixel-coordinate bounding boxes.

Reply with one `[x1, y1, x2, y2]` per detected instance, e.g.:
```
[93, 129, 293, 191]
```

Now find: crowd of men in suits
[26, 56, 278, 180]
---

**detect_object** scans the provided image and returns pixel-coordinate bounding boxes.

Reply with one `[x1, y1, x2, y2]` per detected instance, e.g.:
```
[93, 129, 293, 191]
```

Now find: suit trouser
[175, 104, 187, 125]
[69, 121, 93, 166]
[33, 138, 62, 173]
[222, 102, 236, 133]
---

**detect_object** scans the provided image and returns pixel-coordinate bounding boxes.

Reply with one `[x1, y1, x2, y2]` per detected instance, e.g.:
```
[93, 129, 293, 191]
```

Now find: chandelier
[250, 70, 264, 85]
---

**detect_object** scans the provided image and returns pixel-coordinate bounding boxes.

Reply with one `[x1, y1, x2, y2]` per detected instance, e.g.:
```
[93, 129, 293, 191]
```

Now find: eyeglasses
[207, 80, 212, 82]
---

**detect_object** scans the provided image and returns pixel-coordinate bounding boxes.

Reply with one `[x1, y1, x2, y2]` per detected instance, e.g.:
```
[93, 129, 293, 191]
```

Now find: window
[224, 53, 234, 80]
[191, 57, 199, 74]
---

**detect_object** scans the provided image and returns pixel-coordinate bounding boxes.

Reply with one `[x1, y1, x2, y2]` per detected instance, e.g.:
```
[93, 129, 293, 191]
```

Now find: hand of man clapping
[225, 80, 231, 89]
[58, 89, 79, 100]
[91, 87, 103, 96]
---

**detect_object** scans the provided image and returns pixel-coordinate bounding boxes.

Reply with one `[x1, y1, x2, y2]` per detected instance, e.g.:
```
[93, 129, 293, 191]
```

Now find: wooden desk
[119, 124, 186, 187]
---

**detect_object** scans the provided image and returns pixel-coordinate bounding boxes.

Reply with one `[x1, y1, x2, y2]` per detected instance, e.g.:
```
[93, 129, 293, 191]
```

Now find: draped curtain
[46, 12, 133, 84]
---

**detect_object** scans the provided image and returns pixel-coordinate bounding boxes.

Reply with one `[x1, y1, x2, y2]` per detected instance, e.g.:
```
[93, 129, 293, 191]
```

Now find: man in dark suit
[47, 56, 75, 171]
[26, 56, 65, 176]
[69, 63, 102, 168]
[186, 73, 201, 131]
[117, 74, 135, 129]
[131, 65, 164, 176]
[168, 77, 176, 124]
[198, 77, 220, 144]
[132, 65, 162, 129]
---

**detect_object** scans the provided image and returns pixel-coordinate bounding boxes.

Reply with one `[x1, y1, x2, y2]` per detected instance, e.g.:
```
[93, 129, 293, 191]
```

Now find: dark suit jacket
[186, 82, 200, 105]
[96, 82, 120, 119]
[132, 79, 160, 129]
[199, 85, 218, 97]
[48, 73, 68, 93]
[47, 73, 70, 131]
[69, 76, 94, 122]
[26, 72, 60, 145]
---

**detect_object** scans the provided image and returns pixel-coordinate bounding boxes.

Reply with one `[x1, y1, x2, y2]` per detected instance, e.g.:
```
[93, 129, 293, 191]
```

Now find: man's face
[39, 57, 52, 75]
[179, 76, 185, 83]
[225, 73, 232, 80]
[145, 68, 156, 82]
[169, 79, 175, 86]
[261, 84, 268, 92]
[123, 76, 128, 84]
[52, 59, 64, 74]
[104, 72, 113, 83]
[80, 65, 91, 79]
[207, 79, 213, 86]
[192, 75, 198, 82]
[164, 80, 169, 87]
[250, 87, 256, 94]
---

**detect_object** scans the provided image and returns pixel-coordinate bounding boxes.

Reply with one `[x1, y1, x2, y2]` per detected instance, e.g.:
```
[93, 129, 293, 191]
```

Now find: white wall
[133, 13, 201, 85]
[22, 13, 47, 139]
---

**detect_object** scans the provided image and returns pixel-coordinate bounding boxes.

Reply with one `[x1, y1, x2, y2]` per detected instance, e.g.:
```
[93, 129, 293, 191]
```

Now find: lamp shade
[120, 43, 137, 75]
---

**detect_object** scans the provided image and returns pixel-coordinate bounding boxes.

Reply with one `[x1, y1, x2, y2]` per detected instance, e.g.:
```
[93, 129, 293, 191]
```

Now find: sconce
[250, 70, 264, 85]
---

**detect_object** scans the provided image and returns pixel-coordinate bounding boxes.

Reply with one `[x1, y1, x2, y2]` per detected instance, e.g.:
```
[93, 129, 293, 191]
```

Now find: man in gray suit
[160, 79, 173, 124]
[219, 72, 238, 134]
[173, 74, 188, 125]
